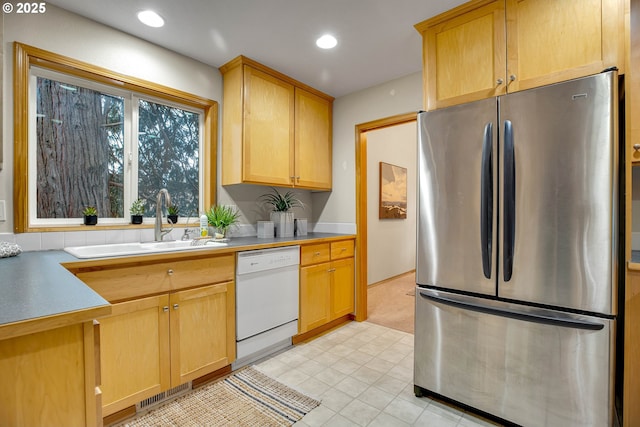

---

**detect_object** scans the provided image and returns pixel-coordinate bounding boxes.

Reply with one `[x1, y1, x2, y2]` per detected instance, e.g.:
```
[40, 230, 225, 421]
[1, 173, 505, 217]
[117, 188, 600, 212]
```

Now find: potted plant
[205, 205, 240, 239]
[260, 187, 303, 238]
[129, 199, 145, 224]
[167, 204, 180, 224]
[82, 206, 98, 226]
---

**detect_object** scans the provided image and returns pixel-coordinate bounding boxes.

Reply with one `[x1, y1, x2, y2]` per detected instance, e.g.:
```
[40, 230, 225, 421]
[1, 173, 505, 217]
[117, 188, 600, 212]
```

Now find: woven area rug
[122, 366, 320, 426]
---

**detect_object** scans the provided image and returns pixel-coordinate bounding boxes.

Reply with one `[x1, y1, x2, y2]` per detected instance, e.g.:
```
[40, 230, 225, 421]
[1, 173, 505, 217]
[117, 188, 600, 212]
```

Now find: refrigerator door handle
[480, 123, 493, 279]
[503, 120, 516, 281]
[419, 290, 605, 331]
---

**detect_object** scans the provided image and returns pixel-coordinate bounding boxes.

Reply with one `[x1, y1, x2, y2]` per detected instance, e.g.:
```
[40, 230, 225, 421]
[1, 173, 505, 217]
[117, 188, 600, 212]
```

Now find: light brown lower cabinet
[0, 321, 101, 426]
[299, 240, 355, 334]
[99, 282, 235, 416]
[69, 253, 236, 418]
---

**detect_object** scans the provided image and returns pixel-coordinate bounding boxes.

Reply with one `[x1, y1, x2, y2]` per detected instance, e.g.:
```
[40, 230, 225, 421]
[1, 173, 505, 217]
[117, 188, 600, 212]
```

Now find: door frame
[354, 112, 418, 321]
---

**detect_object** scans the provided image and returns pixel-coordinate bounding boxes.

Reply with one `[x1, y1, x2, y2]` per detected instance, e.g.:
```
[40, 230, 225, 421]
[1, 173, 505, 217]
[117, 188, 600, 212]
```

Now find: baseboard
[369, 270, 415, 287]
[292, 314, 354, 344]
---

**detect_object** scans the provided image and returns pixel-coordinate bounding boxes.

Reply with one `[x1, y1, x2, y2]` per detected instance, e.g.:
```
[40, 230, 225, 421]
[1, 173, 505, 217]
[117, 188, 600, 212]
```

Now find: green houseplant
[260, 187, 303, 238]
[129, 199, 145, 224]
[260, 187, 304, 212]
[167, 204, 180, 224]
[205, 205, 240, 239]
[82, 206, 98, 226]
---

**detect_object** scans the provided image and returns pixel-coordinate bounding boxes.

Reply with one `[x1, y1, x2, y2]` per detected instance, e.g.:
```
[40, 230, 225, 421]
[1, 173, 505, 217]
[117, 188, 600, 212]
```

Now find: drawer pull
[341, 248, 346, 252]
[314, 252, 321, 256]
[167, 269, 174, 276]
[163, 306, 169, 312]
[327, 268, 336, 273]
[173, 304, 179, 310]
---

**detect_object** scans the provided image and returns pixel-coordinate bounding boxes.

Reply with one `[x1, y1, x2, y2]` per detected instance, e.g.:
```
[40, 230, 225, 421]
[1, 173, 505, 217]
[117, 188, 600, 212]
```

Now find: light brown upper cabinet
[220, 56, 333, 190]
[415, 0, 625, 110]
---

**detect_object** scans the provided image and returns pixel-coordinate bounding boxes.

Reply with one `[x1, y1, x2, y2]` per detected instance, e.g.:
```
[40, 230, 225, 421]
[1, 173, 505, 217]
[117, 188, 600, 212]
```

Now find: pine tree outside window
[28, 68, 203, 226]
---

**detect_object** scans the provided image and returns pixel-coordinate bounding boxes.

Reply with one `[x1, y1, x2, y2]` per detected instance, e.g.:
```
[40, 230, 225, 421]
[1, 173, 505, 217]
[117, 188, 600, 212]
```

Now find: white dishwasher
[234, 245, 300, 368]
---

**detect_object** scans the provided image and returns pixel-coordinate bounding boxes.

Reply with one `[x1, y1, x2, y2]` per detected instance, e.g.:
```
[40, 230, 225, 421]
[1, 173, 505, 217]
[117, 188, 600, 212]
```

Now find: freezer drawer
[414, 288, 615, 427]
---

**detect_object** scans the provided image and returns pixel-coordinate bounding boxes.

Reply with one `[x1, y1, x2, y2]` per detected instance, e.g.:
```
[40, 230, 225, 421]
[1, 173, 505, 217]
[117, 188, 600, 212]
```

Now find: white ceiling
[45, 0, 467, 98]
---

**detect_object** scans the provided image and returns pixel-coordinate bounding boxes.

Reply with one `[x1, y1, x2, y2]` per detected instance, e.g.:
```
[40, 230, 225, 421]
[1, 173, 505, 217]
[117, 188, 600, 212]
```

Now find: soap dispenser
[199, 214, 208, 237]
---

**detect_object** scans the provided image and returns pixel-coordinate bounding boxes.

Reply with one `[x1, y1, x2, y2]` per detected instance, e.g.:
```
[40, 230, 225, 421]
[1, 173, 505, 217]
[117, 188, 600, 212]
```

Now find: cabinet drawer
[331, 240, 354, 260]
[168, 254, 235, 291]
[301, 243, 330, 266]
[76, 254, 235, 302]
[77, 263, 172, 302]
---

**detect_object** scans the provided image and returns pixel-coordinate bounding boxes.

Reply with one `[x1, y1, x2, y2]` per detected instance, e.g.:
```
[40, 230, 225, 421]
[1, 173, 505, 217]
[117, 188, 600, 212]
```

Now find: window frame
[13, 42, 217, 232]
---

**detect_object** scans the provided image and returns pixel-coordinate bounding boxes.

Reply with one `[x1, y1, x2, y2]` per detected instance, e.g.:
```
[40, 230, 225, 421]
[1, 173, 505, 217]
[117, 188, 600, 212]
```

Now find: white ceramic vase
[270, 211, 294, 238]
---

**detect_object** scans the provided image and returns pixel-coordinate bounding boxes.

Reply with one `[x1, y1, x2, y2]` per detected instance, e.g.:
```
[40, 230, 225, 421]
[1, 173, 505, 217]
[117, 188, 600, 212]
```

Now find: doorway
[354, 112, 417, 321]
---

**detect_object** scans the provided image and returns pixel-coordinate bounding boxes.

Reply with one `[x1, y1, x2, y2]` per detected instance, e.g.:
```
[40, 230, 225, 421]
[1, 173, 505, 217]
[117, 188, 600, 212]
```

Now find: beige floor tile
[339, 399, 380, 426]
[368, 412, 410, 427]
[334, 375, 370, 398]
[317, 388, 354, 413]
[383, 397, 424, 424]
[358, 386, 396, 411]
[256, 320, 492, 427]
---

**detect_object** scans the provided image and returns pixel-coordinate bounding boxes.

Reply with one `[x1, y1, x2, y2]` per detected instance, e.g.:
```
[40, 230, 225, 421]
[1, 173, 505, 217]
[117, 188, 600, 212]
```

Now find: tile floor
[255, 321, 499, 427]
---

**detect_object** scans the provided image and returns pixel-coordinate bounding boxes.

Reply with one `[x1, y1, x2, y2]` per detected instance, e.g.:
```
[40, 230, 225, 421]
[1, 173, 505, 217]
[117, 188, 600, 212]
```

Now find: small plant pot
[83, 215, 98, 226]
[131, 215, 143, 225]
[167, 214, 179, 224]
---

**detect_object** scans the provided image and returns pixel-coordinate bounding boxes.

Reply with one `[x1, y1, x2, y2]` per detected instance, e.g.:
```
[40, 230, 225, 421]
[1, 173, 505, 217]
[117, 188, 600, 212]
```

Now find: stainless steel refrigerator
[414, 71, 619, 427]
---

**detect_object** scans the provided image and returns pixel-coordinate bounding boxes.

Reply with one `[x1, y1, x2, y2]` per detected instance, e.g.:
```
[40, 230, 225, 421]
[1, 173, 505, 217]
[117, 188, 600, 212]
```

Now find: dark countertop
[0, 232, 354, 339]
[0, 250, 111, 339]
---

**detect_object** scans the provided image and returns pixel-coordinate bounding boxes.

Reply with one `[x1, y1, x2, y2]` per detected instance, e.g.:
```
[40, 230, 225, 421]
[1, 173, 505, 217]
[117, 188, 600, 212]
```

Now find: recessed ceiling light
[137, 10, 164, 28]
[316, 34, 337, 49]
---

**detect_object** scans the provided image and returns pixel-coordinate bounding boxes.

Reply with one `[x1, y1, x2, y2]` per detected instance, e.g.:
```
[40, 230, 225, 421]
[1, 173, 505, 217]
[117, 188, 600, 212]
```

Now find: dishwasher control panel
[236, 246, 300, 275]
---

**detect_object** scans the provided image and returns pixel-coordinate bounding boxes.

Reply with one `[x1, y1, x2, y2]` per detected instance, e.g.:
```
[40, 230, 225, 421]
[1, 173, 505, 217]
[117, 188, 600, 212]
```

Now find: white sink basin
[64, 239, 228, 259]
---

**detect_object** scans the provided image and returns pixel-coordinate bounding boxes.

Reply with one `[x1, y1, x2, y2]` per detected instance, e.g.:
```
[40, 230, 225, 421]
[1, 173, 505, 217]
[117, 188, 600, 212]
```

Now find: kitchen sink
[64, 239, 228, 259]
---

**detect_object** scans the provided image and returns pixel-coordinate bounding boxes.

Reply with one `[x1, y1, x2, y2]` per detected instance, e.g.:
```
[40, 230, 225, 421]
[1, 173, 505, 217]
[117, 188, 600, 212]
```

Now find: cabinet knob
[163, 306, 169, 312]
[509, 74, 516, 82]
[173, 303, 179, 310]
[167, 269, 174, 276]
[496, 78, 504, 85]
[314, 252, 321, 256]
[633, 144, 640, 151]
[327, 268, 336, 273]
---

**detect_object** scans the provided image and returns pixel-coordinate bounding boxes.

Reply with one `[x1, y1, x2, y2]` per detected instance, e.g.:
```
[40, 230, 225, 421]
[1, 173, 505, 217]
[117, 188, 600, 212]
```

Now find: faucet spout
[155, 188, 173, 241]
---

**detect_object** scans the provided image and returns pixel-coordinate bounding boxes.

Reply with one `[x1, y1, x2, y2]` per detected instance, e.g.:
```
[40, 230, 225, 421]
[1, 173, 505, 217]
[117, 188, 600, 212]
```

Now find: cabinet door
[294, 88, 332, 190]
[506, 0, 624, 92]
[169, 282, 235, 386]
[243, 65, 295, 186]
[331, 257, 355, 320]
[299, 263, 331, 333]
[421, 0, 506, 110]
[100, 295, 170, 416]
[0, 323, 93, 427]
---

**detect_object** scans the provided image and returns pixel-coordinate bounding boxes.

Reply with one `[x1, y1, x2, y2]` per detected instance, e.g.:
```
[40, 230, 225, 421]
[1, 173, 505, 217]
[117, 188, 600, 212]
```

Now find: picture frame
[379, 162, 407, 219]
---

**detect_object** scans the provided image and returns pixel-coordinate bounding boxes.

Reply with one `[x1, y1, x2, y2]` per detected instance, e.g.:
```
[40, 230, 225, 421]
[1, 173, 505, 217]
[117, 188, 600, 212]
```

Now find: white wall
[0, 5, 222, 235]
[366, 122, 417, 284]
[0, 5, 424, 250]
[312, 72, 423, 228]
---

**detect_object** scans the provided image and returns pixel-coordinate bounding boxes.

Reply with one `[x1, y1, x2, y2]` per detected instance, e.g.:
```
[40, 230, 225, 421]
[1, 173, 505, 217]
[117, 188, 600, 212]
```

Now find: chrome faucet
[154, 188, 173, 241]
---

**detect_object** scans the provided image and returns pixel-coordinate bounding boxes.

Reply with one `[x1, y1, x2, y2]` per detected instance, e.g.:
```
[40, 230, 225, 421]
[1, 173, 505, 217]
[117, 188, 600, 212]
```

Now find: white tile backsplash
[41, 232, 65, 250]
[85, 230, 107, 246]
[64, 231, 87, 248]
[2, 221, 357, 252]
[15, 233, 41, 251]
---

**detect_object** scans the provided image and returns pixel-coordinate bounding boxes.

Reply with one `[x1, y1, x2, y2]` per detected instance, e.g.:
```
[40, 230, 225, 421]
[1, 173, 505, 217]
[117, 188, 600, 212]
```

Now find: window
[14, 43, 217, 232]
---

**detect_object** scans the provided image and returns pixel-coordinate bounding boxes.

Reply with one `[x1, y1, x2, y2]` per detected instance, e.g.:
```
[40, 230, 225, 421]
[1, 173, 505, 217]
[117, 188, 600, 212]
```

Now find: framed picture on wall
[379, 162, 407, 219]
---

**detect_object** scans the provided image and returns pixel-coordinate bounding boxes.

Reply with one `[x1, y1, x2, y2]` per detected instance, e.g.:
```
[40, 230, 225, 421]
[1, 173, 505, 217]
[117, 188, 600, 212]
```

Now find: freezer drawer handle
[503, 120, 516, 281]
[480, 122, 493, 279]
[420, 291, 605, 331]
